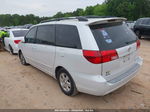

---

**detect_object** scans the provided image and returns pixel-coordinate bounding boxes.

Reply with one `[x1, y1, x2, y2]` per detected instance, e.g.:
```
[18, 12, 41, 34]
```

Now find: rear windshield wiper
[125, 40, 136, 45]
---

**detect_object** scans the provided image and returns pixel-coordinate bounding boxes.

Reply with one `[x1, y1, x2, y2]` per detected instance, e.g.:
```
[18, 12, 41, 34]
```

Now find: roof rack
[84, 15, 117, 18]
[40, 16, 117, 23]
[40, 16, 88, 23]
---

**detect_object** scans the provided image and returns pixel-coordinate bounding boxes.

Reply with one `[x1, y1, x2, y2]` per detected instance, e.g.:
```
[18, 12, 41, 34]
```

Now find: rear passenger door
[33, 25, 56, 75]
[55, 24, 82, 74]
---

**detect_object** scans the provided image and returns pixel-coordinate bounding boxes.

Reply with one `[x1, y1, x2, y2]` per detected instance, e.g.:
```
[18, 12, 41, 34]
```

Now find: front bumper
[75, 57, 143, 96]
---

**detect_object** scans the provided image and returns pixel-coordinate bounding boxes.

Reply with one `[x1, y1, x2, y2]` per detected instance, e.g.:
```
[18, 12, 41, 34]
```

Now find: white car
[18, 16, 143, 96]
[4, 29, 28, 54]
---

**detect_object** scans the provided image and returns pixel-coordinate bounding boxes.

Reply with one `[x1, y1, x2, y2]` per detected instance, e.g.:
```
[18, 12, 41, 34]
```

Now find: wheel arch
[55, 66, 65, 79]
[55, 66, 78, 96]
[55, 66, 74, 79]
[18, 50, 22, 57]
[8, 44, 12, 48]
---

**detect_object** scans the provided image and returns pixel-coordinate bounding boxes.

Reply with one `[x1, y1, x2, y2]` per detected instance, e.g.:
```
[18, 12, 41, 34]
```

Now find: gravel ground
[0, 39, 150, 109]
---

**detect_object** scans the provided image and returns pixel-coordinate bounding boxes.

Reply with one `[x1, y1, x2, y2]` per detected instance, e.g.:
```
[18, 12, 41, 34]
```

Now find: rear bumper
[74, 57, 143, 96]
[13, 44, 19, 54]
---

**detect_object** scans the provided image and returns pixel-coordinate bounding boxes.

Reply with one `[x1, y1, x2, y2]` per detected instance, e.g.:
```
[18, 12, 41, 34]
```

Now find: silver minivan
[19, 16, 143, 96]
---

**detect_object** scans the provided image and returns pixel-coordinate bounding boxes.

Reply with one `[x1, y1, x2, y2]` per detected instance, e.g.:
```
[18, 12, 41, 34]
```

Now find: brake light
[101, 50, 119, 63]
[83, 50, 101, 64]
[136, 40, 140, 49]
[83, 50, 118, 64]
[14, 40, 21, 44]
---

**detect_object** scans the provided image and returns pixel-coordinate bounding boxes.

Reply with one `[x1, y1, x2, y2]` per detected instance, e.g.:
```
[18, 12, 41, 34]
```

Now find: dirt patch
[0, 39, 150, 109]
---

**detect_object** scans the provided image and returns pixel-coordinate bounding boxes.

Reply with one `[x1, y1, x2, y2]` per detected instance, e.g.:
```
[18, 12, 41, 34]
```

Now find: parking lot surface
[0, 39, 150, 109]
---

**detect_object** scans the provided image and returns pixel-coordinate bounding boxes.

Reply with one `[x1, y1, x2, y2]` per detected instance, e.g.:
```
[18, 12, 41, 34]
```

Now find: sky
[0, 0, 105, 17]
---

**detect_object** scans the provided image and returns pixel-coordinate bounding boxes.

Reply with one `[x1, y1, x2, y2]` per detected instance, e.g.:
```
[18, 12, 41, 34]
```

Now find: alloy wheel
[59, 73, 71, 92]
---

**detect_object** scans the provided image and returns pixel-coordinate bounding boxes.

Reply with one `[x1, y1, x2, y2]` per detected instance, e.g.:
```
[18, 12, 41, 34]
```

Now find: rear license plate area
[123, 54, 130, 63]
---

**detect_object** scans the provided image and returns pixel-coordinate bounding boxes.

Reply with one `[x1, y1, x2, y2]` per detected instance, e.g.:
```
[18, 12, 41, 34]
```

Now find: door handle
[61, 55, 65, 58]
[58, 48, 65, 57]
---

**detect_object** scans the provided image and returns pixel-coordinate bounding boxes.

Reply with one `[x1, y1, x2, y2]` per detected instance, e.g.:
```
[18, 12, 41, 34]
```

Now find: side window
[135, 19, 142, 25]
[36, 25, 55, 45]
[147, 19, 150, 25]
[141, 19, 149, 25]
[25, 27, 37, 43]
[56, 25, 81, 49]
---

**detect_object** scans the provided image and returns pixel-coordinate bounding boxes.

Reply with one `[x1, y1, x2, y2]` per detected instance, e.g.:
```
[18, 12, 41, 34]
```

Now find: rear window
[90, 22, 137, 51]
[12, 30, 28, 37]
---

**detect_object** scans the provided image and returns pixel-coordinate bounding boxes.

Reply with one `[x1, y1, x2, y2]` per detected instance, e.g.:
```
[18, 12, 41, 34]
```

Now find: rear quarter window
[56, 25, 81, 49]
[90, 22, 137, 51]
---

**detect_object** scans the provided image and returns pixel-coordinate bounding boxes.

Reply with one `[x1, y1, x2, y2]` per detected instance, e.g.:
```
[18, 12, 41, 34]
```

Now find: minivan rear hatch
[90, 21, 139, 81]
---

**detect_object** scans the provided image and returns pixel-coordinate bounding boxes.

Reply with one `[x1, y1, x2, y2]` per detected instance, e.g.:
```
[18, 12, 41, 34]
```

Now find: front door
[23, 27, 37, 64]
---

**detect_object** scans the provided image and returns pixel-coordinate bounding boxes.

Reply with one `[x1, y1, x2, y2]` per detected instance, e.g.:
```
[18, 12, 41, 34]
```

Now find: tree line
[0, 0, 150, 27]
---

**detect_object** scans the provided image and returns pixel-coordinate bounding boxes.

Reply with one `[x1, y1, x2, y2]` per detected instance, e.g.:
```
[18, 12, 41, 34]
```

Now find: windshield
[90, 22, 137, 51]
[12, 30, 28, 37]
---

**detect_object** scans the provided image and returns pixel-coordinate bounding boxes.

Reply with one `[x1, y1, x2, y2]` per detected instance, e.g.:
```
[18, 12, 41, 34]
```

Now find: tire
[57, 68, 78, 96]
[9, 45, 15, 55]
[19, 51, 28, 65]
[135, 30, 141, 39]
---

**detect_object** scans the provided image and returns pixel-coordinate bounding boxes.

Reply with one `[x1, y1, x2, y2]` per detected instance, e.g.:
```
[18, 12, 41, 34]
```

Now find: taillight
[136, 40, 140, 49]
[100, 50, 119, 63]
[83, 50, 118, 64]
[83, 50, 101, 64]
[14, 40, 21, 44]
